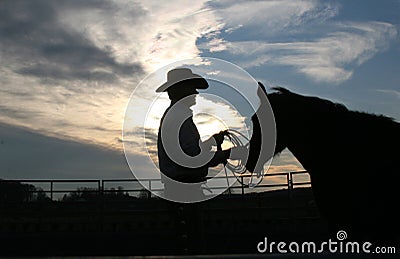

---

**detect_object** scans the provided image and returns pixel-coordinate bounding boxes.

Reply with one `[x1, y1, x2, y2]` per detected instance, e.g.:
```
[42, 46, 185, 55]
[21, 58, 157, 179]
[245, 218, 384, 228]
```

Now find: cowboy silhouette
[156, 68, 244, 199]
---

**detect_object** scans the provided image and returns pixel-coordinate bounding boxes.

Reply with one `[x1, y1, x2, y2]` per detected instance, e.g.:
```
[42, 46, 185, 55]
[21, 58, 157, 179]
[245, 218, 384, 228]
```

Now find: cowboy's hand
[229, 146, 248, 160]
[212, 130, 227, 146]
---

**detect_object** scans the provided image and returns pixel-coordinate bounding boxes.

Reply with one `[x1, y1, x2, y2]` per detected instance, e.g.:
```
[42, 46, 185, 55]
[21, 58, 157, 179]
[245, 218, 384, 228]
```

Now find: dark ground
[1, 188, 396, 257]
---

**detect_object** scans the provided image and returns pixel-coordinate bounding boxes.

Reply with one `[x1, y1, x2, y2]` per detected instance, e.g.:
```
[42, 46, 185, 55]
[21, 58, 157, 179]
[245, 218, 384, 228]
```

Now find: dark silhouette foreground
[247, 83, 400, 242]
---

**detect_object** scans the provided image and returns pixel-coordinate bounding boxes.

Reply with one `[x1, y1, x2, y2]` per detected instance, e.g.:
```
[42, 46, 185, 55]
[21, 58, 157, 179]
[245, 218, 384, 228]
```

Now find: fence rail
[0, 171, 310, 202]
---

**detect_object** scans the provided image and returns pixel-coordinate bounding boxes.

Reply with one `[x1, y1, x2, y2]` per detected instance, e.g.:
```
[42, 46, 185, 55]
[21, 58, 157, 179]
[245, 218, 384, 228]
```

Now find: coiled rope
[223, 129, 265, 189]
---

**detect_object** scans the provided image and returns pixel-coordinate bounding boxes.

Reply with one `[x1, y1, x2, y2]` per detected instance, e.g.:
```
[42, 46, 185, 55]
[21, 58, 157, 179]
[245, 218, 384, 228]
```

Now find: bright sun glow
[144, 95, 171, 131]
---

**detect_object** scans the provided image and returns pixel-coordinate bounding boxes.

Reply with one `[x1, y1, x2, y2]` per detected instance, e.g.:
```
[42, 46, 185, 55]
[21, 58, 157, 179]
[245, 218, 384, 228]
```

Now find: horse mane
[269, 86, 395, 123]
[270, 86, 346, 110]
[270, 86, 292, 95]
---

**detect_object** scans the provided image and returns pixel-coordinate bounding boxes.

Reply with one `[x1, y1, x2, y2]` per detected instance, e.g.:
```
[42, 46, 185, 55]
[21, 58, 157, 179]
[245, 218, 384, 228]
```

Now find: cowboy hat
[155, 68, 208, 93]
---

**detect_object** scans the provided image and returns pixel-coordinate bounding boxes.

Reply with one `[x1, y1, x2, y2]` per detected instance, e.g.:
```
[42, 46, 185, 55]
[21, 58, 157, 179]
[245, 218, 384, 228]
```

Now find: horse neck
[275, 110, 319, 172]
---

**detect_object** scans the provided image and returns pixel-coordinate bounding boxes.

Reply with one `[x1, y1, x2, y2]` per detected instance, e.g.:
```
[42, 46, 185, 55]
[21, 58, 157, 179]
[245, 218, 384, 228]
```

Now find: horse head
[245, 83, 291, 173]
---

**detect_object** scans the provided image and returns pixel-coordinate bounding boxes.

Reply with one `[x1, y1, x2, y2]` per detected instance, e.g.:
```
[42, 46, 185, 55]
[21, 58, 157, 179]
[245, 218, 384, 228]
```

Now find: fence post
[241, 176, 244, 196]
[287, 173, 294, 231]
[98, 180, 102, 194]
[100, 180, 104, 207]
[100, 179, 104, 232]
[148, 180, 152, 199]
[50, 181, 53, 201]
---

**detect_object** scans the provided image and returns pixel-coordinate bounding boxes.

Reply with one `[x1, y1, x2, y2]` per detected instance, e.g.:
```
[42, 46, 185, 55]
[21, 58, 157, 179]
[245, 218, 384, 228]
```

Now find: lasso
[222, 129, 265, 189]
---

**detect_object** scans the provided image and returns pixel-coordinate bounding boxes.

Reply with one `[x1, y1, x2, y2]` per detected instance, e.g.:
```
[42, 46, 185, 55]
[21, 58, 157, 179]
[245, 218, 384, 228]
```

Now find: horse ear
[258, 82, 267, 94]
[257, 82, 268, 107]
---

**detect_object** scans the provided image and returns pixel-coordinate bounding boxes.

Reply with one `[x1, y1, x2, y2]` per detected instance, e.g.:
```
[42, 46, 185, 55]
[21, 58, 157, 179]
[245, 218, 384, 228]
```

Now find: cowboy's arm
[180, 119, 230, 167]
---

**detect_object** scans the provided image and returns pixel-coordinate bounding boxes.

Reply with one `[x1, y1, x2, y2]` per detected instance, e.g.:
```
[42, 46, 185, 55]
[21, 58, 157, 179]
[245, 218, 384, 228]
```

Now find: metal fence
[0, 171, 310, 202]
[0, 171, 324, 256]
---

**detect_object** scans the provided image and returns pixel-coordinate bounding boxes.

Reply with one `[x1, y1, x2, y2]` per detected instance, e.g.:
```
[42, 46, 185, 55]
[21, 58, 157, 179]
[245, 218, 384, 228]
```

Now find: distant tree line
[0, 180, 153, 203]
[0, 180, 50, 203]
[62, 186, 138, 202]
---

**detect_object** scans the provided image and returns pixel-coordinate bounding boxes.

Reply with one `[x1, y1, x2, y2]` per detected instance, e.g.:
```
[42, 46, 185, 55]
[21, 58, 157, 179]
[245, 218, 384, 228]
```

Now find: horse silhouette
[246, 82, 400, 241]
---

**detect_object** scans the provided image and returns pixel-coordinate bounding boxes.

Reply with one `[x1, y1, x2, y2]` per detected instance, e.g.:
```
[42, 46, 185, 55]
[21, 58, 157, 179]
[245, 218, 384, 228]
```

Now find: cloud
[0, 0, 223, 150]
[375, 89, 400, 99]
[260, 149, 308, 189]
[268, 149, 304, 174]
[199, 1, 397, 84]
[0, 1, 149, 149]
[1, 0, 398, 183]
[0, 0, 143, 83]
[208, 0, 338, 36]
[207, 38, 228, 52]
[57, 0, 222, 71]
[221, 22, 396, 83]
[0, 105, 40, 120]
[0, 122, 132, 179]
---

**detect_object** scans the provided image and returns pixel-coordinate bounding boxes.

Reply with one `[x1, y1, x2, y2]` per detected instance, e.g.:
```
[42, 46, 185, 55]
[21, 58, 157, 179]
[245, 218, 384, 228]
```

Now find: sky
[1, 0, 399, 184]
